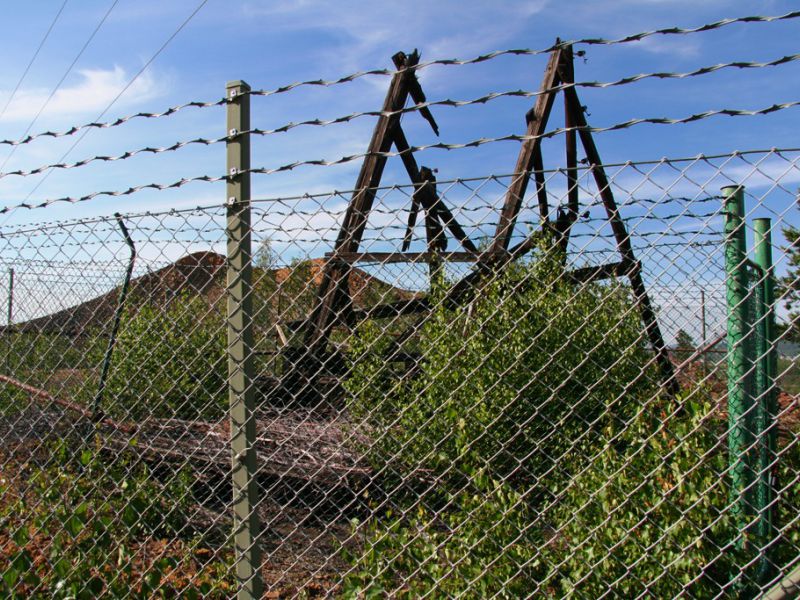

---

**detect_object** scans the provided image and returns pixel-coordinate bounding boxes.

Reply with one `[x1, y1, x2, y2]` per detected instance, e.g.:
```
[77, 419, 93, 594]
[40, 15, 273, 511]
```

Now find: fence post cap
[226, 80, 251, 99]
[721, 184, 744, 194]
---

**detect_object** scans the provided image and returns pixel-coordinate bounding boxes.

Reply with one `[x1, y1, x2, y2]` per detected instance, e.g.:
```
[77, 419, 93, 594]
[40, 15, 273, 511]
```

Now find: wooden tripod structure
[294, 44, 678, 397]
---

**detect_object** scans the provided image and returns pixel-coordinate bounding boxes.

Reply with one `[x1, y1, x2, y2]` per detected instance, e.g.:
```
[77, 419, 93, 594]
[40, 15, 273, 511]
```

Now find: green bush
[341, 474, 539, 599]
[345, 246, 654, 486]
[342, 393, 739, 598]
[105, 295, 226, 420]
[536, 391, 735, 597]
[0, 442, 232, 599]
[341, 245, 788, 597]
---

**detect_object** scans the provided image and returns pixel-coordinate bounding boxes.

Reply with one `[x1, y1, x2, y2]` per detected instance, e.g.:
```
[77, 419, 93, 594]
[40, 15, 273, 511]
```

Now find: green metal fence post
[225, 79, 263, 600]
[723, 184, 753, 551]
[754, 217, 777, 580]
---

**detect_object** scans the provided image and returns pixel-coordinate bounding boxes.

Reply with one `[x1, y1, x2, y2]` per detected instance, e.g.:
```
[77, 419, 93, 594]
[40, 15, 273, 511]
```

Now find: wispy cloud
[0, 66, 161, 123]
[634, 35, 702, 59]
[241, 1, 549, 68]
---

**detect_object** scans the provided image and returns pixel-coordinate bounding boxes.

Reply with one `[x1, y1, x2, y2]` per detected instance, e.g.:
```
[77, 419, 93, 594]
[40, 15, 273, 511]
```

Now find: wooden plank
[402, 185, 421, 251]
[562, 84, 678, 396]
[532, 145, 549, 225]
[490, 45, 563, 254]
[406, 66, 439, 135]
[325, 251, 480, 264]
[567, 260, 637, 283]
[419, 167, 447, 252]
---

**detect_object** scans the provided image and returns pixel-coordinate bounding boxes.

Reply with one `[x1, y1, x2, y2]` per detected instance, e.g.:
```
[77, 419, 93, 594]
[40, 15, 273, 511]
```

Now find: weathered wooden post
[225, 79, 263, 599]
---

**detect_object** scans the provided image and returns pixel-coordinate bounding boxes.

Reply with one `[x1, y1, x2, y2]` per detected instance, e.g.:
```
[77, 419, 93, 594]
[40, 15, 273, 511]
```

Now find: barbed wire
[0, 210, 726, 241]
[0, 100, 226, 149]
[0, 10, 796, 154]
[0, 228, 725, 253]
[0, 200, 723, 240]
[3, 50, 798, 171]
[7, 55, 800, 181]
[242, 101, 799, 174]
[0, 134, 230, 180]
[0, 174, 225, 215]
[244, 11, 800, 92]
[1, 139, 797, 218]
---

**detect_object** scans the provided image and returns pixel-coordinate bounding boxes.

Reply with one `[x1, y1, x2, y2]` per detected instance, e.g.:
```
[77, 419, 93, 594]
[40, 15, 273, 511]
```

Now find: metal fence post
[5, 268, 12, 372]
[754, 217, 777, 580]
[225, 79, 263, 599]
[6, 268, 12, 328]
[723, 184, 753, 551]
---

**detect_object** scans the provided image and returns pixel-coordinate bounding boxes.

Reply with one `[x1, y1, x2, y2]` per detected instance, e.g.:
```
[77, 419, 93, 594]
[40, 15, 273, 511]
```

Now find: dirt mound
[8, 252, 414, 336]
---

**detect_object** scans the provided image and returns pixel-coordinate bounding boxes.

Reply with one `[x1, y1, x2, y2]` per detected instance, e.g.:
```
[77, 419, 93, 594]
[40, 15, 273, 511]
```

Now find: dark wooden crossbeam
[325, 251, 480, 264]
[555, 44, 579, 257]
[393, 128, 477, 254]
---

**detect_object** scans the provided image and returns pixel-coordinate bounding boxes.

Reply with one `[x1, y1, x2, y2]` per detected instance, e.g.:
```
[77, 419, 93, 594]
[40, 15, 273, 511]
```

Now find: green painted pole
[753, 218, 777, 581]
[723, 185, 753, 552]
[226, 79, 263, 600]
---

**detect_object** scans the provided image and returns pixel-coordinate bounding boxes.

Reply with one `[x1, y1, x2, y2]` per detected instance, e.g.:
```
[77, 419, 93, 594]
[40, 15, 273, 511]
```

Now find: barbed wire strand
[0, 92, 800, 189]
[2, 116, 798, 216]
[14, 0, 211, 213]
[5, 52, 800, 181]
[0, 11, 797, 150]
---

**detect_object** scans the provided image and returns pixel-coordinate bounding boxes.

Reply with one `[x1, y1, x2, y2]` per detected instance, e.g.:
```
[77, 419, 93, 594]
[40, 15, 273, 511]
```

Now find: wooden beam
[304, 51, 420, 352]
[531, 145, 549, 225]
[562, 84, 678, 396]
[392, 127, 478, 253]
[557, 44, 579, 256]
[325, 251, 480, 264]
[567, 260, 638, 283]
[339, 260, 635, 324]
[490, 45, 564, 254]
[419, 167, 447, 252]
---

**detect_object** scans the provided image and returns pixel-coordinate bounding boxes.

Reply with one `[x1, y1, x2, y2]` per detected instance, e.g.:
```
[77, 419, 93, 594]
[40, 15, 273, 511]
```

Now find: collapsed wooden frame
[294, 43, 678, 396]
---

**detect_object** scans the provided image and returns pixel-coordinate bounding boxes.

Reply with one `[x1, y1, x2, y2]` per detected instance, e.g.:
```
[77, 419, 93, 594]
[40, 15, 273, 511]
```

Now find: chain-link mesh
[1, 148, 799, 597]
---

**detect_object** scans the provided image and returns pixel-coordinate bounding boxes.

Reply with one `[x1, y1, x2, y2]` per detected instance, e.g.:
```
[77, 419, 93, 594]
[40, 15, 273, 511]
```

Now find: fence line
[0, 19, 799, 597]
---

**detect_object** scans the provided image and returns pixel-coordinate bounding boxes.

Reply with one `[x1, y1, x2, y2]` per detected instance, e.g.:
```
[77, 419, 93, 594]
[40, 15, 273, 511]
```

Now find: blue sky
[0, 1, 798, 339]
[0, 0, 797, 223]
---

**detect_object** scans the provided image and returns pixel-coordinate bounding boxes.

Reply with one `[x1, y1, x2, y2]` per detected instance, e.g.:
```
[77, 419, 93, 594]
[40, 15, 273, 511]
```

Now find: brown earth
[4, 251, 416, 337]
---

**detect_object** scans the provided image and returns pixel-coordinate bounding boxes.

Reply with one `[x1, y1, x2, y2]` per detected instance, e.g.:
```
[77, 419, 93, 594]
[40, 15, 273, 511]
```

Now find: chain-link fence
[0, 145, 799, 597]
[0, 11, 799, 596]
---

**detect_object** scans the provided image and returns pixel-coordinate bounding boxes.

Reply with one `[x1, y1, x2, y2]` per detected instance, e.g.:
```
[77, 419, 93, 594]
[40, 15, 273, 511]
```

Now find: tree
[780, 222, 800, 342]
[253, 238, 275, 270]
[674, 328, 696, 363]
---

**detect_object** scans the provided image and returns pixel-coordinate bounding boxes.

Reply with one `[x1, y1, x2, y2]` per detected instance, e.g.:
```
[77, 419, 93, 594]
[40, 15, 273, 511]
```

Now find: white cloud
[634, 35, 702, 59]
[0, 66, 161, 123]
[241, 1, 549, 68]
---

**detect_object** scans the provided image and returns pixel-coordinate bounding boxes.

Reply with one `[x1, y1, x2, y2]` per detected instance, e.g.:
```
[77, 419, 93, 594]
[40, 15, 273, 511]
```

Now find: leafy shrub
[342, 244, 795, 596]
[0, 442, 232, 598]
[345, 246, 654, 486]
[105, 294, 226, 420]
[342, 393, 740, 598]
[341, 474, 539, 599]
[536, 391, 735, 597]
